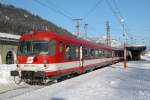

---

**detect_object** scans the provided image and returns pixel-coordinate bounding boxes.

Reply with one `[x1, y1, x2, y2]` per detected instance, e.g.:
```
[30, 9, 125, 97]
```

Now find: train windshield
[18, 41, 51, 55]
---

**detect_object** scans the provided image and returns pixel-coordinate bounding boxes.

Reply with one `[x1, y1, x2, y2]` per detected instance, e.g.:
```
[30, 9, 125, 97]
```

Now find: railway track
[0, 83, 44, 100]
[0, 72, 79, 100]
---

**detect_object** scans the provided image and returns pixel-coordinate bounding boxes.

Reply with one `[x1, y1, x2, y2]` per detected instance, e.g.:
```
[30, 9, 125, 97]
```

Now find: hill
[0, 3, 71, 35]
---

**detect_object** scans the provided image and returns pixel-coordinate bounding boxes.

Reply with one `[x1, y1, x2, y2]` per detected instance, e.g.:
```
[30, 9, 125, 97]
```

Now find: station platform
[8, 59, 150, 100]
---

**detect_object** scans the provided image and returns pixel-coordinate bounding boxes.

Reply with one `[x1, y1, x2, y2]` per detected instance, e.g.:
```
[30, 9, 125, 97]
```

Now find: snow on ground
[141, 55, 150, 61]
[0, 65, 39, 100]
[0, 64, 28, 93]
[7, 60, 150, 100]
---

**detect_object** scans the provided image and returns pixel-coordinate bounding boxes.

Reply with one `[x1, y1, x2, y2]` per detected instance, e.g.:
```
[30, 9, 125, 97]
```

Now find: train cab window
[19, 41, 31, 54]
[59, 42, 63, 53]
[18, 40, 56, 56]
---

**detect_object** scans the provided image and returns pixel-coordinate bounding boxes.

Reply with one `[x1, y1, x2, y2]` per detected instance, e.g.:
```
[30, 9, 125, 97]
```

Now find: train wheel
[14, 76, 22, 84]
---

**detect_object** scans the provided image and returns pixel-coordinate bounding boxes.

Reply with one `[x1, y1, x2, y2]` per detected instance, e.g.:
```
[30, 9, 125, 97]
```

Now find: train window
[104, 51, 107, 57]
[104, 51, 112, 58]
[109, 51, 112, 57]
[75, 46, 80, 59]
[115, 52, 118, 57]
[103, 51, 105, 57]
[59, 42, 63, 53]
[19, 41, 31, 54]
[32, 41, 49, 55]
[18, 40, 56, 56]
[65, 45, 79, 60]
[90, 49, 95, 57]
[98, 50, 103, 57]
[65, 45, 70, 60]
[104, 51, 108, 57]
[95, 50, 99, 57]
[50, 40, 56, 56]
[83, 47, 89, 58]
[70, 45, 76, 59]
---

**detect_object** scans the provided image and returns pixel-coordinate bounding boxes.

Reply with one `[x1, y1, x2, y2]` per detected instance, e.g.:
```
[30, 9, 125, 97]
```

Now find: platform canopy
[127, 46, 146, 51]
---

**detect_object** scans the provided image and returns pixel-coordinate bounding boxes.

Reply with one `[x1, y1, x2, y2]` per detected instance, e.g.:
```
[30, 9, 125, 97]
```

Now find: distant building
[0, 32, 20, 64]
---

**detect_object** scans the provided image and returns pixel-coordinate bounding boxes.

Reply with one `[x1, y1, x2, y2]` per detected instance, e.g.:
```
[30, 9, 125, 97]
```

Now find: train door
[80, 46, 84, 73]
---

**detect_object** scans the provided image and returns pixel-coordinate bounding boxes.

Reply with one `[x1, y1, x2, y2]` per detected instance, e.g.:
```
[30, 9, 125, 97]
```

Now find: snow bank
[141, 55, 150, 61]
[0, 64, 16, 79]
[0, 64, 18, 93]
[0, 64, 29, 94]
[0, 64, 16, 84]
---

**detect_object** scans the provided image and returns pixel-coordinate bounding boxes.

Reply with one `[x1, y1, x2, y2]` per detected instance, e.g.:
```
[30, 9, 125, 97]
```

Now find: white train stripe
[46, 58, 113, 71]
[46, 61, 80, 71]
[83, 58, 112, 67]
[18, 57, 119, 72]
[19, 64, 45, 71]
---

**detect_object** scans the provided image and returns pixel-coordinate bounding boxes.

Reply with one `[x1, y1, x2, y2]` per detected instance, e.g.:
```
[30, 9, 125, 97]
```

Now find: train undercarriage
[11, 70, 80, 85]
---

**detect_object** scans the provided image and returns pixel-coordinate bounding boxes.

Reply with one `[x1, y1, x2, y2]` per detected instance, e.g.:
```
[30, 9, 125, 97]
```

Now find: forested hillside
[0, 3, 71, 35]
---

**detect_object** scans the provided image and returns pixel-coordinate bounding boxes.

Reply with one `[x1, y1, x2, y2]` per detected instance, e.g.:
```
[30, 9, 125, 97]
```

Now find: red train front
[11, 31, 122, 84]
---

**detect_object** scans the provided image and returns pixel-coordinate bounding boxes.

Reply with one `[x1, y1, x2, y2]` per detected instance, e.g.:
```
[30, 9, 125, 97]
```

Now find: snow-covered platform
[7, 60, 150, 100]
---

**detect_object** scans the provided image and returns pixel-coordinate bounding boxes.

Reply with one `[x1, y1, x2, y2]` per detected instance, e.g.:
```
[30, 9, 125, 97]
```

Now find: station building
[0, 32, 20, 64]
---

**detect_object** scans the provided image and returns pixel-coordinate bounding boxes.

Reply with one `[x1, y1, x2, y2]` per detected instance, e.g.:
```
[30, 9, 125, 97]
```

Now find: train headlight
[43, 59, 48, 68]
[43, 59, 48, 64]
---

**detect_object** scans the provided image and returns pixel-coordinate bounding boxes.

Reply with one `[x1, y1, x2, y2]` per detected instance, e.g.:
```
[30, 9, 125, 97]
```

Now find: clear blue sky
[0, 0, 150, 46]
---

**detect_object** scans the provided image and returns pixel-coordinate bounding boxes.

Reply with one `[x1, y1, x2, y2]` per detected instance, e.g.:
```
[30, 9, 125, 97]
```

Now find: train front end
[11, 32, 56, 83]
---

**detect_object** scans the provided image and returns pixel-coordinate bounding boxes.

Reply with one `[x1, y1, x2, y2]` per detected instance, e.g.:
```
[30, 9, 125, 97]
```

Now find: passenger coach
[11, 31, 122, 84]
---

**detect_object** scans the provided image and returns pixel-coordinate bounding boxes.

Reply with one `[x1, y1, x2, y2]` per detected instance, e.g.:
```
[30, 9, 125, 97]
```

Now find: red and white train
[11, 31, 123, 83]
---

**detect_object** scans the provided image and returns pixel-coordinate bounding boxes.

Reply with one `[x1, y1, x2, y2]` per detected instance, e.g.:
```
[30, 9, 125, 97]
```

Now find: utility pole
[84, 23, 88, 39]
[106, 20, 111, 47]
[73, 18, 82, 37]
[121, 19, 128, 69]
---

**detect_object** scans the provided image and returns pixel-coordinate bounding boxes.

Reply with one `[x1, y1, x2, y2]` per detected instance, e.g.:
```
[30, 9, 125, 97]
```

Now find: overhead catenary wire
[112, 0, 132, 37]
[47, 0, 103, 38]
[34, 0, 101, 38]
[45, 0, 74, 18]
[83, 0, 104, 20]
[105, 0, 124, 27]
[112, 0, 124, 19]
[34, 0, 73, 20]
[105, 0, 131, 41]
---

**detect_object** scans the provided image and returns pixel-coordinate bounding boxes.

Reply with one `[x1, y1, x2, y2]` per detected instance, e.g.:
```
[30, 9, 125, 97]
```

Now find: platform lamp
[121, 19, 128, 69]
